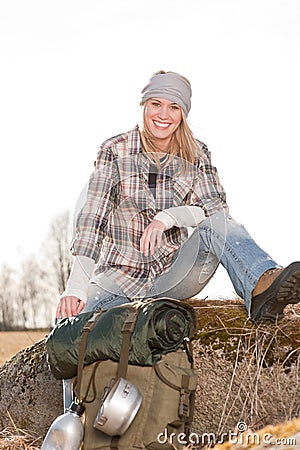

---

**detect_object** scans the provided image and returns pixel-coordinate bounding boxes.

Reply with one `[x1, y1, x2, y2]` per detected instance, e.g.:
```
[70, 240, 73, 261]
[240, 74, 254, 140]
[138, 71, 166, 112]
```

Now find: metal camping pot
[94, 377, 142, 436]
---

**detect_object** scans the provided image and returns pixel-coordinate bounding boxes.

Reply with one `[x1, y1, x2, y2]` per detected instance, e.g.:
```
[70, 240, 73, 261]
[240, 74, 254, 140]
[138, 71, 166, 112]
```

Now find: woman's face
[144, 98, 182, 149]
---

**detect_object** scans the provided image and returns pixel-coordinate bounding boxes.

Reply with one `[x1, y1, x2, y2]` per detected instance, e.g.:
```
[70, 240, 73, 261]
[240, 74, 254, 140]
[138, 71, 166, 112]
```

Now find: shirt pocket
[120, 175, 155, 212]
[172, 178, 193, 206]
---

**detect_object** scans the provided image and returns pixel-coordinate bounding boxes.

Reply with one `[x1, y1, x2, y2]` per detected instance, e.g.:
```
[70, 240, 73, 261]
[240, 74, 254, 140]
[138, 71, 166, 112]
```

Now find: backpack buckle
[179, 388, 190, 420]
[122, 311, 138, 333]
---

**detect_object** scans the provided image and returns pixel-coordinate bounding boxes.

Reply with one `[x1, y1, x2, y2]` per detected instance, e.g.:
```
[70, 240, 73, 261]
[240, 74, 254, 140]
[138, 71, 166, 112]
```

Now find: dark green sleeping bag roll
[45, 298, 197, 379]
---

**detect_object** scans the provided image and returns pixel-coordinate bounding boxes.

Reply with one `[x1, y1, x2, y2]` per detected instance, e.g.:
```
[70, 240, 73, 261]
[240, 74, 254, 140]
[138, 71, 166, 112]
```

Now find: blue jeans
[83, 212, 278, 315]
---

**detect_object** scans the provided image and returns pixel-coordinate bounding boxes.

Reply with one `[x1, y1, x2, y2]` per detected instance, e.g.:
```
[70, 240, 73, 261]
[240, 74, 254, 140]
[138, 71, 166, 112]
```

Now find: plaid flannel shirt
[71, 126, 228, 298]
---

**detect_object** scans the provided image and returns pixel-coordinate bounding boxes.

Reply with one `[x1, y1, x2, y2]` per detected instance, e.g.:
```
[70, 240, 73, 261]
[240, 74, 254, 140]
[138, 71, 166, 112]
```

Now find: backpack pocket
[137, 350, 198, 450]
[76, 350, 198, 450]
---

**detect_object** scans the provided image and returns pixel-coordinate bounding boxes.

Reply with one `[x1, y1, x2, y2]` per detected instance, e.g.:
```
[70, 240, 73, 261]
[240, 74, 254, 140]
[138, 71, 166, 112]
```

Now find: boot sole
[251, 261, 300, 323]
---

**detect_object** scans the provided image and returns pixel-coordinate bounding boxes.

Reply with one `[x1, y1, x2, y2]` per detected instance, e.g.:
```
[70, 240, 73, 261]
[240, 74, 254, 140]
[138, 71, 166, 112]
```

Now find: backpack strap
[110, 307, 139, 450]
[110, 436, 120, 450]
[76, 309, 103, 402]
[75, 305, 139, 404]
[117, 307, 139, 379]
[179, 374, 192, 421]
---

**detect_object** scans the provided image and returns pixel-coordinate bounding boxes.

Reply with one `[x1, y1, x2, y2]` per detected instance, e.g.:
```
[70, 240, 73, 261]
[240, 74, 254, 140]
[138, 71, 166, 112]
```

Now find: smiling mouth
[153, 120, 171, 129]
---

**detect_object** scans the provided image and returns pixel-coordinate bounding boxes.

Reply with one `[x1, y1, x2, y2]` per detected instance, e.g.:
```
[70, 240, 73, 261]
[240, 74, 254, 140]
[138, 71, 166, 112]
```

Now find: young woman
[56, 70, 300, 323]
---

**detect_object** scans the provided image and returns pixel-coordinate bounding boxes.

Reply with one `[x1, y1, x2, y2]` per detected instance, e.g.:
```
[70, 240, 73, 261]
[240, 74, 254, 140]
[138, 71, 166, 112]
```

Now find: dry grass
[213, 417, 300, 449]
[190, 299, 300, 447]
[0, 412, 42, 450]
[216, 330, 300, 433]
[0, 428, 42, 450]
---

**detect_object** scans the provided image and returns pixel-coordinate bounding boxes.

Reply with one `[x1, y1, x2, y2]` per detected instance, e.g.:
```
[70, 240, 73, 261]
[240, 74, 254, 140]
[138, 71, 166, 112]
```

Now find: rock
[0, 339, 62, 436]
[0, 299, 299, 443]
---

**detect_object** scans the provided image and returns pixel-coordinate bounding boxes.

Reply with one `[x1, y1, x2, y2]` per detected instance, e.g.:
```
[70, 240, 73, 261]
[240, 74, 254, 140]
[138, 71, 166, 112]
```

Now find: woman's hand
[140, 219, 167, 256]
[56, 296, 85, 319]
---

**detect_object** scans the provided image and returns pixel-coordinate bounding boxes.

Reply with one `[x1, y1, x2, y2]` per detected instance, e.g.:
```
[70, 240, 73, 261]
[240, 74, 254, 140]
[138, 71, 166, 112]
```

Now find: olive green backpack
[47, 298, 198, 449]
[76, 349, 197, 449]
[72, 299, 198, 450]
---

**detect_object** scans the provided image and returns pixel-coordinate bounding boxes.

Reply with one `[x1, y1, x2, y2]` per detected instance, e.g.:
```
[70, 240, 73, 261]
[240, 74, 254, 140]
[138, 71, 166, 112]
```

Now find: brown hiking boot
[251, 262, 300, 323]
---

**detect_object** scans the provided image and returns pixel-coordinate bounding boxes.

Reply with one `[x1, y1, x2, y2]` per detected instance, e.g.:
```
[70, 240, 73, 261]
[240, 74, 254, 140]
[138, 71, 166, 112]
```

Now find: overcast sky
[0, 0, 299, 299]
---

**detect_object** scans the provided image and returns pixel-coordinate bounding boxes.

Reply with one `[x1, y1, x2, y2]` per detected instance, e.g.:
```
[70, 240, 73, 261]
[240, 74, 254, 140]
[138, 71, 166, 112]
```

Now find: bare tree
[17, 256, 51, 328]
[0, 211, 73, 330]
[0, 264, 15, 330]
[43, 210, 73, 294]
